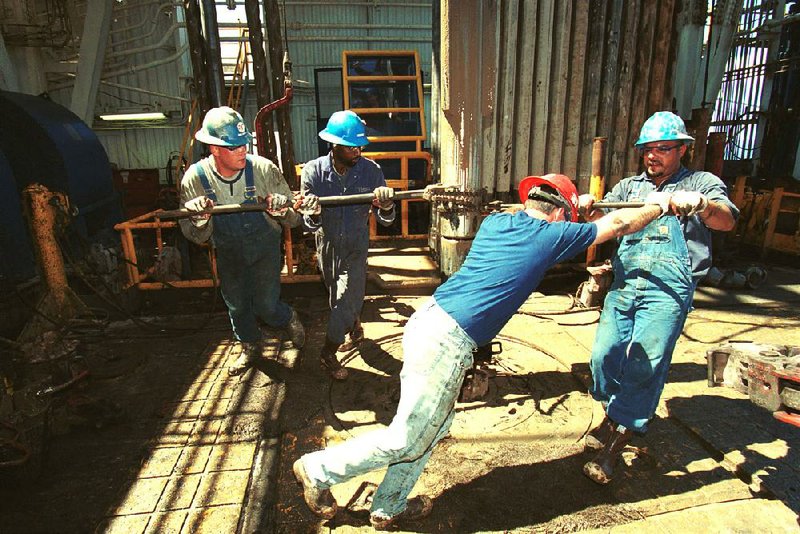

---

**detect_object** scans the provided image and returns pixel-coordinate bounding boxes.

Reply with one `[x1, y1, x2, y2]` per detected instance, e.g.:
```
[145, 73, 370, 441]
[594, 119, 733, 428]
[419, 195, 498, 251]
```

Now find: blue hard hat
[195, 106, 253, 146]
[319, 110, 368, 147]
[634, 111, 695, 147]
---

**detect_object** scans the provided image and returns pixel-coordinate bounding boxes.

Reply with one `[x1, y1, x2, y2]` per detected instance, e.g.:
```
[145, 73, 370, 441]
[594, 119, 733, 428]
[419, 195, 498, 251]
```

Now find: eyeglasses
[638, 144, 681, 156]
[220, 144, 247, 152]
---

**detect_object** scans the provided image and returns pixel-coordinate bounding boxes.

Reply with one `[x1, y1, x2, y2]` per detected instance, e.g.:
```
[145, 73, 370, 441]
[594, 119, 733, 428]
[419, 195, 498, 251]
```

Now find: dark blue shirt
[603, 166, 739, 279]
[435, 211, 598, 346]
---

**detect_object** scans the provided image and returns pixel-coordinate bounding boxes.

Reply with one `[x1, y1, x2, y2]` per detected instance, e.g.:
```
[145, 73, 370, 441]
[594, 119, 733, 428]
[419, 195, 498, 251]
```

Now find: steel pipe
[155, 189, 428, 219]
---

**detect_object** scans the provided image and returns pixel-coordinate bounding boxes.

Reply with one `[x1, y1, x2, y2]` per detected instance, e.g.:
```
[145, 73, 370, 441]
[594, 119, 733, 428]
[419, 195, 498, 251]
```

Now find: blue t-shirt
[434, 211, 598, 346]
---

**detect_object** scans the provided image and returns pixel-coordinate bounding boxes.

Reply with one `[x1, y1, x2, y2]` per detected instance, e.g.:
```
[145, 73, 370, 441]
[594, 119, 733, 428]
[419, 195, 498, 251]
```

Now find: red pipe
[254, 83, 293, 157]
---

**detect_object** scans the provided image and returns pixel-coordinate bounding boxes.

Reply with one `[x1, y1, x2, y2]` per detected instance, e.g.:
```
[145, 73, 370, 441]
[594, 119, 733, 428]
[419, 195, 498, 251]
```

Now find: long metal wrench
[154, 189, 428, 219]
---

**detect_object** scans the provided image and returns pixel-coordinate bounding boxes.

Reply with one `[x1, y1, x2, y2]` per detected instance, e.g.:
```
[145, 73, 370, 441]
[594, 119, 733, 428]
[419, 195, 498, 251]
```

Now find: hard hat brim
[194, 129, 252, 147]
[634, 132, 695, 147]
[319, 129, 369, 147]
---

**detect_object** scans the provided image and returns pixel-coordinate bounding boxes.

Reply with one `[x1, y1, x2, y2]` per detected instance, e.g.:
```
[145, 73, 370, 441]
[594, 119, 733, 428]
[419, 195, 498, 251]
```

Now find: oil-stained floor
[1, 252, 799, 533]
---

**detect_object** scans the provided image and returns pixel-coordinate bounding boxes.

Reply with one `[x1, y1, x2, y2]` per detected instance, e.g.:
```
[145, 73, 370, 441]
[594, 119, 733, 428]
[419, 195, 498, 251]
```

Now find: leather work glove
[372, 186, 394, 211]
[265, 193, 290, 217]
[293, 192, 321, 216]
[643, 191, 672, 216]
[184, 195, 214, 227]
[671, 190, 709, 217]
[577, 194, 597, 219]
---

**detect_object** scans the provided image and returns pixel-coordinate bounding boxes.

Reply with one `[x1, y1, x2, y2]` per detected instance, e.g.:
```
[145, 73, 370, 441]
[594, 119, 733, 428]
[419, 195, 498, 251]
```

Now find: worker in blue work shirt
[300, 110, 395, 380]
[293, 173, 675, 529]
[579, 111, 739, 485]
[180, 106, 319, 376]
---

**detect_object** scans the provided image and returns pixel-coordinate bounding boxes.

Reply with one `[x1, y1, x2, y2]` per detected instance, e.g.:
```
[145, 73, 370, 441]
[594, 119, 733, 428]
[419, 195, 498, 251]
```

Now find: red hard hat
[518, 174, 579, 222]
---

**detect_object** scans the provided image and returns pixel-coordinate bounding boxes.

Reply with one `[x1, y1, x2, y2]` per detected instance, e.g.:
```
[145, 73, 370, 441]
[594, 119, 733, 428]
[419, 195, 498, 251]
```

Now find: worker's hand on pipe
[671, 191, 708, 217]
[578, 194, 598, 220]
[373, 186, 394, 211]
[184, 195, 214, 227]
[643, 191, 672, 216]
[265, 193, 290, 217]
[294, 192, 321, 216]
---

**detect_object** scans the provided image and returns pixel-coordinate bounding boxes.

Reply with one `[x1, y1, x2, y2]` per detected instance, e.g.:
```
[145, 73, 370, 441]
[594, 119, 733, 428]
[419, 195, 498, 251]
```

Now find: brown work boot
[369, 495, 433, 530]
[286, 309, 305, 348]
[585, 416, 614, 451]
[338, 320, 365, 352]
[320, 338, 348, 380]
[228, 342, 258, 376]
[292, 459, 338, 519]
[583, 423, 634, 484]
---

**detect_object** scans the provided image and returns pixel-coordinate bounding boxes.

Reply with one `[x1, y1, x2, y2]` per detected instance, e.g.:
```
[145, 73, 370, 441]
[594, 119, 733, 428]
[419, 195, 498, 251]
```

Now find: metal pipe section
[199, 0, 225, 106]
[586, 137, 608, 265]
[155, 189, 428, 219]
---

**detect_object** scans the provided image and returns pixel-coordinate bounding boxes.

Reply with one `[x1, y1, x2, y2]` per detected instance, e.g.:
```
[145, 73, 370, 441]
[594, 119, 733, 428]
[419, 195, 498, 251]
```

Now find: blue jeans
[300, 299, 476, 518]
[213, 212, 292, 343]
[589, 215, 694, 432]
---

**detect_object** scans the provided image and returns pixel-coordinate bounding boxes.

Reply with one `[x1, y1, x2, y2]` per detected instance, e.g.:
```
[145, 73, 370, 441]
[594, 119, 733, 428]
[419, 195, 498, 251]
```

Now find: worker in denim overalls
[579, 111, 739, 484]
[180, 107, 317, 376]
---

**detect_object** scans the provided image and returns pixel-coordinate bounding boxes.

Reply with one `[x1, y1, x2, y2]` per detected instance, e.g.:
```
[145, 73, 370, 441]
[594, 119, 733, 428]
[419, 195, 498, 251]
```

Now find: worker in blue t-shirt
[291, 173, 674, 529]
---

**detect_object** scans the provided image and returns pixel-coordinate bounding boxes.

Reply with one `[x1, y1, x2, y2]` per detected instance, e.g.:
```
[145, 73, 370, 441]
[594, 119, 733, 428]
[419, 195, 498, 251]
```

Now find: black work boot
[338, 319, 365, 352]
[583, 422, 634, 484]
[585, 415, 614, 451]
[320, 338, 348, 380]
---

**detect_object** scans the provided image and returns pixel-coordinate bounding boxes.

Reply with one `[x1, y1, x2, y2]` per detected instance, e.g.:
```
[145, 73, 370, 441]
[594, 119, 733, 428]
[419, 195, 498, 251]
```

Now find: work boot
[583, 423, 634, 484]
[228, 342, 258, 376]
[292, 458, 338, 519]
[320, 338, 348, 380]
[286, 309, 305, 348]
[338, 320, 365, 352]
[585, 415, 614, 451]
[369, 495, 433, 530]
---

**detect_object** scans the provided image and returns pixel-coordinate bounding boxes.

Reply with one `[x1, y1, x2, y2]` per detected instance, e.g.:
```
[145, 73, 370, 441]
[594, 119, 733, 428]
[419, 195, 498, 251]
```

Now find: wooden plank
[563, 2, 589, 184]
[546, 0, 572, 175]
[579, 0, 609, 192]
[609, 0, 640, 184]
[494, 1, 520, 194]
[481, 4, 501, 192]
[596, 0, 624, 186]
[531, 0, 555, 176]
[512, 0, 539, 184]
[625, 0, 658, 176]
[647, 0, 676, 114]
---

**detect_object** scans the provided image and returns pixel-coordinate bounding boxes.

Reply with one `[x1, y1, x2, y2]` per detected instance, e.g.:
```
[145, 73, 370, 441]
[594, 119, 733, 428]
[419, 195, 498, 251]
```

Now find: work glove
[293, 192, 321, 216]
[577, 194, 597, 219]
[184, 195, 213, 227]
[265, 193, 290, 217]
[372, 186, 394, 211]
[671, 190, 709, 217]
[643, 191, 672, 216]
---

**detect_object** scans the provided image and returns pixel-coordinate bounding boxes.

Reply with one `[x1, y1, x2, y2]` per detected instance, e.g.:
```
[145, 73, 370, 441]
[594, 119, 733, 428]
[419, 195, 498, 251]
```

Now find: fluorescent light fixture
[99, 111, 167, 121]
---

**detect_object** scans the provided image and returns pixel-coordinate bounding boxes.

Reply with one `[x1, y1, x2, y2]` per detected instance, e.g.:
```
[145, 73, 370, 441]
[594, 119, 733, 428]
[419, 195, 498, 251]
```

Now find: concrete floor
[1, 249, 799, 533]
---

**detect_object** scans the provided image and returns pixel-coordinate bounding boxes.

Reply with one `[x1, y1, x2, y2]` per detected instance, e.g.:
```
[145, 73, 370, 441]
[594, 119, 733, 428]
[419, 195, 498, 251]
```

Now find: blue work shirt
[301, 153, 394, 245]
[602, 166, 739, 280]
[435, 211, 598, 347]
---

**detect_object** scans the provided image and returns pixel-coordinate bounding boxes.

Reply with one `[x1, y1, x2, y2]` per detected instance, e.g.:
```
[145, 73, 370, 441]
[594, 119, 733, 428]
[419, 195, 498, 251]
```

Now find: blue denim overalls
[196, 156, 292, 343]
[589, 213, 694, 432]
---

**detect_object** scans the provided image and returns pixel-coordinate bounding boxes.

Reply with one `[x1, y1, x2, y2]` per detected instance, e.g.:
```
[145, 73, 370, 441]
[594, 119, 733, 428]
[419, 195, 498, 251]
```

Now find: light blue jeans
[300, 298, 476, 518]
[589, 215, 694, 432]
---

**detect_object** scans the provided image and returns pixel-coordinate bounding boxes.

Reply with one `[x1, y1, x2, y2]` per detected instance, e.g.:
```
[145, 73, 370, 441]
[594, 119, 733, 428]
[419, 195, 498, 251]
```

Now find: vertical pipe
[183, 0, 211, 116]
[199, 0, 225, 107]
[24, 186, 69, 307]
[705, 131, 726, 176]
[430, 0, 440, 185]
[245, 0, 277, 160]
[688, 107, 710, 170]
[586, 137, 607, 265]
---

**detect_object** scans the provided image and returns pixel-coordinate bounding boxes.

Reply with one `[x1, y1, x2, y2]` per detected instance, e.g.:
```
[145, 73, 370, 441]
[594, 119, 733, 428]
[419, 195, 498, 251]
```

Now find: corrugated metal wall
[281, 0, 433, 163]
[466, 0, 681, 196]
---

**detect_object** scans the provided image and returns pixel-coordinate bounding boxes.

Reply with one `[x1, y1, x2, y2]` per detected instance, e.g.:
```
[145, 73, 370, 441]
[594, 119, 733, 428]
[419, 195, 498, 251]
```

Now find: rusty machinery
[707, 342, 800, 427]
